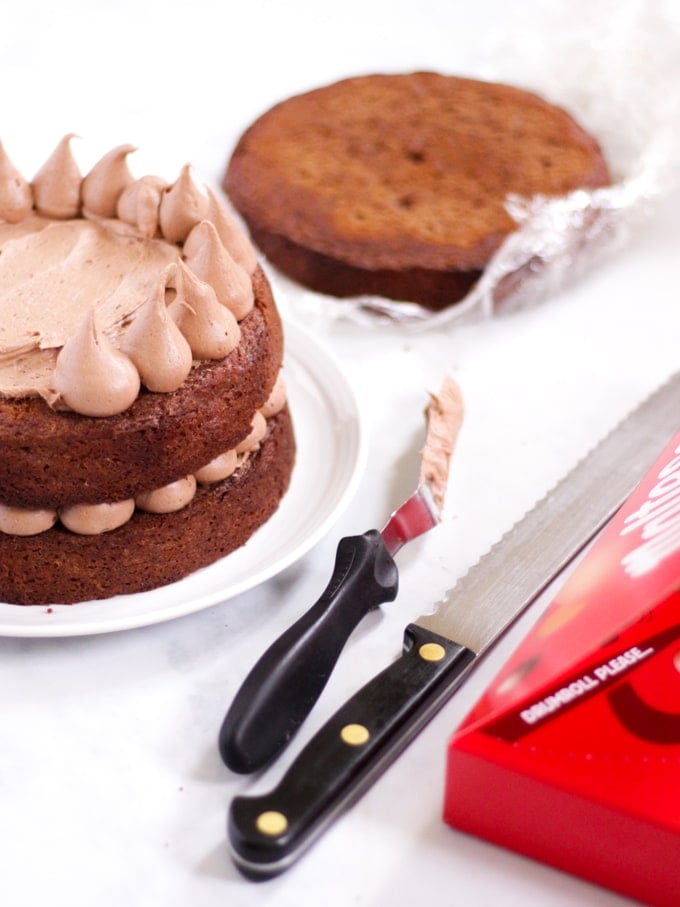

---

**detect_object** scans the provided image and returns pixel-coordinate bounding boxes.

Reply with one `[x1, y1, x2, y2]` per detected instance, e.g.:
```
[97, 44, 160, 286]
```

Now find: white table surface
[1, 2, 679, 905]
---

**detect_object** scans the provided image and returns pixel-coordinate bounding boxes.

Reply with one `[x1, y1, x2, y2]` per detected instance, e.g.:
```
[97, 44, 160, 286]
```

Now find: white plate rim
[0, 321, 366, 637]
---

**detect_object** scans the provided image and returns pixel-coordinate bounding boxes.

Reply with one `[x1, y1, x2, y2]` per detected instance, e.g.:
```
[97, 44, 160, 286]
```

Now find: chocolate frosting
[0, 138, 263, 415]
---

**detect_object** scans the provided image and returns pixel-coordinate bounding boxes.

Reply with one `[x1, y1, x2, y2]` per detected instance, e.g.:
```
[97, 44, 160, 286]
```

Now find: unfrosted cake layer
[225, 72, 610, 308]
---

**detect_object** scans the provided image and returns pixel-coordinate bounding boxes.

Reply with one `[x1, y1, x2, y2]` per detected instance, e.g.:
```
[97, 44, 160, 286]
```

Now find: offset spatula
[227, 371, 679, 879]
[219, 377, 464, 773]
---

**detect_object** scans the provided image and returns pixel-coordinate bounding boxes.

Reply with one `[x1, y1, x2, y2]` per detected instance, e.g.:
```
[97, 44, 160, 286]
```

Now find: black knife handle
[219, 530, 399, 774]
[228, 623, 476, 879]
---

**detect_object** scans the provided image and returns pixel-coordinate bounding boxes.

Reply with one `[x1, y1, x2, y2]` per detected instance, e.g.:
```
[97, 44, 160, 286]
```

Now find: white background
[1, 1, 679, 904]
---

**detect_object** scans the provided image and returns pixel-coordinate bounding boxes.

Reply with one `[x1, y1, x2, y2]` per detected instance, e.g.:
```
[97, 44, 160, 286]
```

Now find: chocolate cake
[224, 72, 611, 309]
[0, 137, 295, 605]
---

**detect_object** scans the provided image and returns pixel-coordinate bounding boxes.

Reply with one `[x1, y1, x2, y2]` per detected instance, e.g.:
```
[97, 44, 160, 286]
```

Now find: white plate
[0, 322, 366, 637]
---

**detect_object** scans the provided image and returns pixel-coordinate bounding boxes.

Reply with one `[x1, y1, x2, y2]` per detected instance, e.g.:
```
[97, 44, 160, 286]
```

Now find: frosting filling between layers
[0, 409, 295, 606]
[0, 378, 287, 537]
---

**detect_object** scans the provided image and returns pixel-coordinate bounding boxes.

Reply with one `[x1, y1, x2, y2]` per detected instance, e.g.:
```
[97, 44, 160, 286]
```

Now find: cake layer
[0, 407, 295, 605]
[0, 267, 283, 509]
[225, 72, 610, 308]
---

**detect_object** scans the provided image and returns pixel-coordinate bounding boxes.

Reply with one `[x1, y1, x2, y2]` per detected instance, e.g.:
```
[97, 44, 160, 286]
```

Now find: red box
[445, 431, 680, 906]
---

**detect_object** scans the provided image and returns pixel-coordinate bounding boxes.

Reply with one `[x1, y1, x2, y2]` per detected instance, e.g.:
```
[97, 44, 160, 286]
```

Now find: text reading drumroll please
[519, 645, 654, 726]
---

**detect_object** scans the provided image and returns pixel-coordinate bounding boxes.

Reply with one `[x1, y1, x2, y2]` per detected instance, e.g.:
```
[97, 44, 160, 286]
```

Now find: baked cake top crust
[0, 136, 258, 416]
[225, 72, 611, 274]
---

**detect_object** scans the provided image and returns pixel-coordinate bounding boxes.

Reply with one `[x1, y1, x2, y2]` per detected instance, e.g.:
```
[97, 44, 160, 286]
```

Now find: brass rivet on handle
[256, 810, 288, 837]
[419, 642, 446, 662]
[340, 723, 370, 746]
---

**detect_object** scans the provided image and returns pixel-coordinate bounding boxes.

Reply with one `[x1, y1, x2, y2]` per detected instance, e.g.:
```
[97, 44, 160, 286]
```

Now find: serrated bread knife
[227, 371, 679, 879]
[219, 377, 463, 774]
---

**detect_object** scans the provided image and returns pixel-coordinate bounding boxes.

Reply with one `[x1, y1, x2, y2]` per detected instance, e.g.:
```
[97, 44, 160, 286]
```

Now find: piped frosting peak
[32, 134, 82, 219]
[52, 309, 141, 417]
[184, 220, 254, 320]
[117, 175, 166, 238]
[203, 186, 258, 275]
[159, 164, 209, 243]
[82, 144, 136, 218]
[0, 141, 33, 223]
[169, 260, 241, 360]
[120, 266, 193, 392]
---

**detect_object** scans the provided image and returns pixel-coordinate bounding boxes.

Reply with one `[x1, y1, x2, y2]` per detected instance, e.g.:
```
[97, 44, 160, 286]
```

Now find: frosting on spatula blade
[419, 374, 464, 512]
[381, 375, 464, 556]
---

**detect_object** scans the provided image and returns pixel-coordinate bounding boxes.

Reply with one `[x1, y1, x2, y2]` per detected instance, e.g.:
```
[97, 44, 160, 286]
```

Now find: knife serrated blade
[227, 371, 679, 879]
[418, 374, 680, 654]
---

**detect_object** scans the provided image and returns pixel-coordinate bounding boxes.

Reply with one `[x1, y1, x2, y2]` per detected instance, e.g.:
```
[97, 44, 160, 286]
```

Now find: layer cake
[0, 137, 295, 605]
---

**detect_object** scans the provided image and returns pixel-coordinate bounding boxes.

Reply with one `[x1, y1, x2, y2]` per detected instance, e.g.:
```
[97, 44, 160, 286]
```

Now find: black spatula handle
[218, 530, 398, 773]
